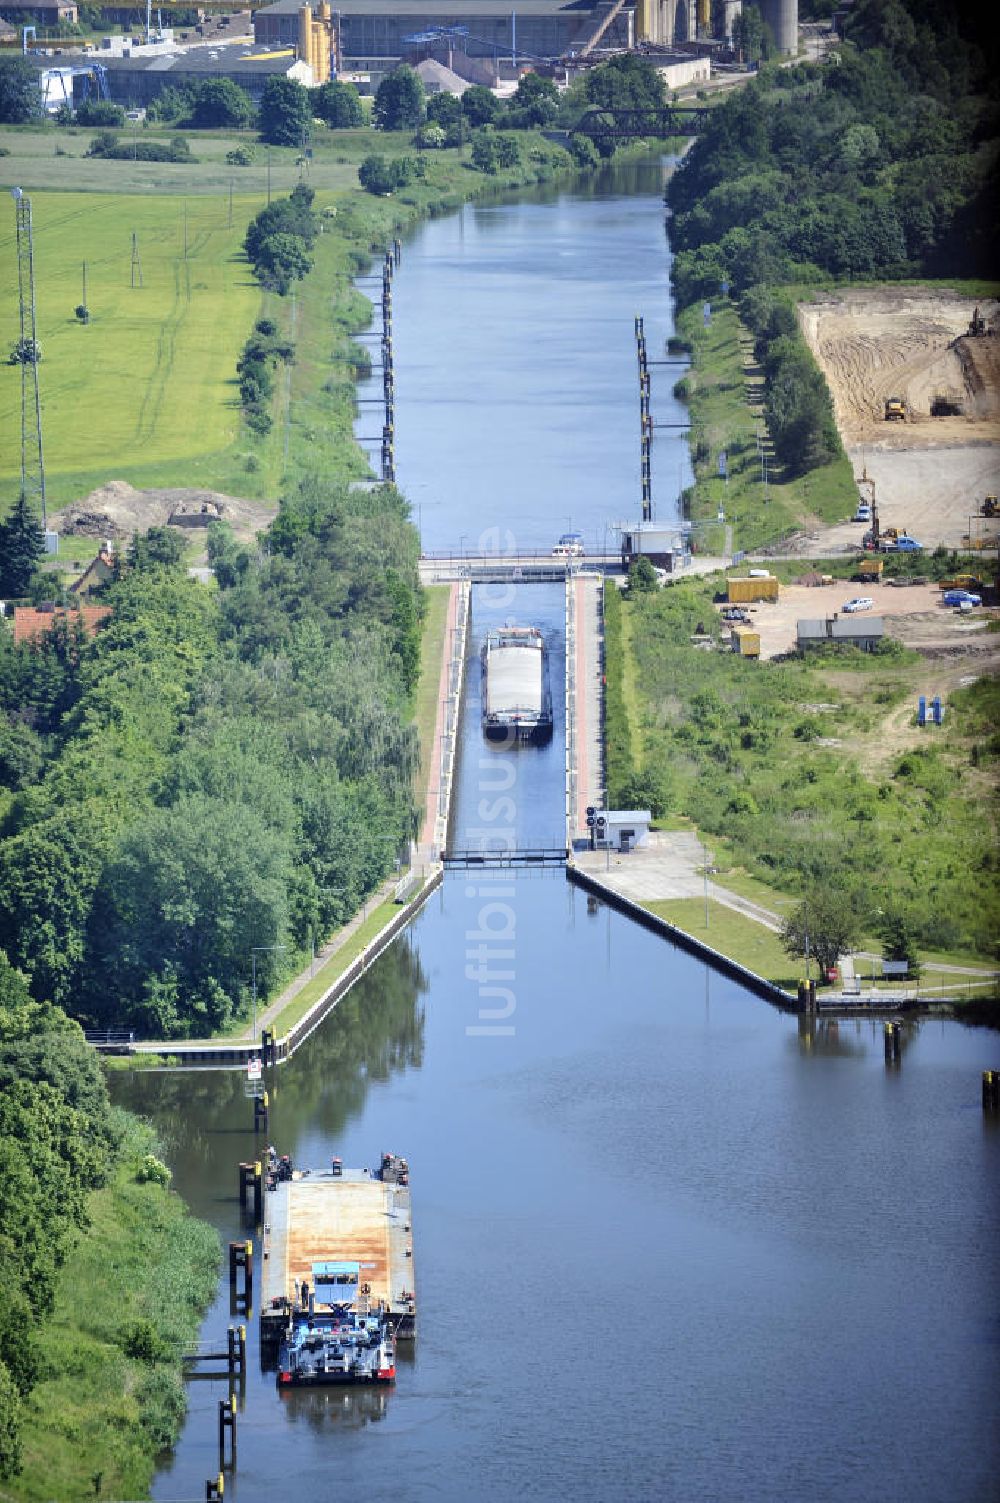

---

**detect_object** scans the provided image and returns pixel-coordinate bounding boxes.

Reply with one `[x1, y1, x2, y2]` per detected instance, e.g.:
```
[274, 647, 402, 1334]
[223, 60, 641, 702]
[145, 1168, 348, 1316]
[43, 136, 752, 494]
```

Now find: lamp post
[251, 944, 286, 1043]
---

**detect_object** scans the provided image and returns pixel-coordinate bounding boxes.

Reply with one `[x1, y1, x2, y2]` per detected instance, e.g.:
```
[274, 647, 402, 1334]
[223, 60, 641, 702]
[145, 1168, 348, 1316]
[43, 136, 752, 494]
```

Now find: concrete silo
[759, 0, 797, 55]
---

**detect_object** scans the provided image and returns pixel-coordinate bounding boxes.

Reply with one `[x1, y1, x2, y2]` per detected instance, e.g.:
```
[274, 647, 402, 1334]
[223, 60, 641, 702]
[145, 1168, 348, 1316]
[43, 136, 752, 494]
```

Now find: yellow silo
[298, 3, 312, 65]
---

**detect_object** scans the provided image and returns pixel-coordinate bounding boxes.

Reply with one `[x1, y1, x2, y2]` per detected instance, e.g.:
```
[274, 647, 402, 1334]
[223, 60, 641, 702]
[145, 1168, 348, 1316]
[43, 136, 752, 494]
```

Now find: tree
[878, 906, 922, 978]
[191, 78, 253, 129]
[253, 232, 313, 293]
[508, 71, 558, 126]
[313, 79, 363, 128]
[470, 131, 500, 174]
[585, 54, 666, 113]
[0, 1362, 21, 1479]
[127, 526, 186, 571]
[0, 496, 45, 599]
[426, 91, 462, 129]
[0, 57, 41, 125]
[462, 85, 503, 127]
[373, 66, 424, 130]
[258, 76, 311, 146]
[781, 890, 861, 977]
[628, 556, 659, 592]
[733, 4, 768, 64]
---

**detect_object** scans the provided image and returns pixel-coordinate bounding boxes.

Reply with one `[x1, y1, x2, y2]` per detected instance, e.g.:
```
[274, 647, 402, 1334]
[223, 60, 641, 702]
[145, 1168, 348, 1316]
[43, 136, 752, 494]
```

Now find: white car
[842, 597, 874, 613]
[854, 503, 872, 522]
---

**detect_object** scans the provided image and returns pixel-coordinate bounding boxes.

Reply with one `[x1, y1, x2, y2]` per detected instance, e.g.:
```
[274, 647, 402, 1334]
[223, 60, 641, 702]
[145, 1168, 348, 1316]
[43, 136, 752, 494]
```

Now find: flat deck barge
[261, 1159, 415, 1346]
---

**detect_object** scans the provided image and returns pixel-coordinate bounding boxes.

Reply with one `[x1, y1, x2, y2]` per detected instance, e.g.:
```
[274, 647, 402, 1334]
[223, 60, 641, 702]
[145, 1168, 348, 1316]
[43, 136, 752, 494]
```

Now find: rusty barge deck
[261, 1165, 415, 1344]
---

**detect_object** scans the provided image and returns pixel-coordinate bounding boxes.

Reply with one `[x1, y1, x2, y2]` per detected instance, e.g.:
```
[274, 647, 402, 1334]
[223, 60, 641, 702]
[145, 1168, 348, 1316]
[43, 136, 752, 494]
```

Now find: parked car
[893, 536, 923, 552]
[943, 589, 982, 607]
[842, 597, 874, 613]
[720, 606, 751, 623]
[854, 503, 872, 522]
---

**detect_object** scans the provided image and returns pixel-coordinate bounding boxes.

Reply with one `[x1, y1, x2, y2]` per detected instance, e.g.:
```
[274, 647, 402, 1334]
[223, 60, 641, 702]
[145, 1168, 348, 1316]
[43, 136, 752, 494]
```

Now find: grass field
[0, 188, 262, 504]
[413, 585, 451, 811]
[676, 299, 857, 550]
[645, 897, 800, 988]
[0, 121, 581, 510]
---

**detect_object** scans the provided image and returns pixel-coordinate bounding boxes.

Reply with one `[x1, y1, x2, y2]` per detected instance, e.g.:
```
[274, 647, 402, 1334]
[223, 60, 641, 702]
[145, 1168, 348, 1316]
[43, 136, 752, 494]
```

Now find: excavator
[884, 395, 906, 421]
[967, 306, 987, 338]
[982, 495, 998, 518]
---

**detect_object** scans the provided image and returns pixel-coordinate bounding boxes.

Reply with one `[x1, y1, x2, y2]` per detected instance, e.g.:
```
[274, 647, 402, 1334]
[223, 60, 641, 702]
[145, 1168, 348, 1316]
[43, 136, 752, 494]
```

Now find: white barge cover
[485, 643, 543, 719]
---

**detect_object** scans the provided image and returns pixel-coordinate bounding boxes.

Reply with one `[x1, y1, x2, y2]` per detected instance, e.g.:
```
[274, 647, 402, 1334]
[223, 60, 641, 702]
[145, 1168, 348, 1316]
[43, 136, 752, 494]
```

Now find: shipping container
[731, 628, 761, 658]
[727, 576, 779, 604]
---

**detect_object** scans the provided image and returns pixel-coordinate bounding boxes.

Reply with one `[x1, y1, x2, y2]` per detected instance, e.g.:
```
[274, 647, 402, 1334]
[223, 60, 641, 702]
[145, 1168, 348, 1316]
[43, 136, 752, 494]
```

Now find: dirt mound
[797, 288, 1000, 446]
[54, 481, 274, 543]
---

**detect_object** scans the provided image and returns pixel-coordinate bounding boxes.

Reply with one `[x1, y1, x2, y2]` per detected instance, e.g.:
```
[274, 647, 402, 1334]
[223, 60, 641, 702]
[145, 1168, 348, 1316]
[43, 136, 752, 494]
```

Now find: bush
[226, 143, 255, 166]
[122, 1318, 170, 1363]
[569, 132, 601, 168]
[136, 1367, 187, 1451]
[358, 153, 422, 195]
[136, 1153, 171, 1186]
[76, 99, 125, 127]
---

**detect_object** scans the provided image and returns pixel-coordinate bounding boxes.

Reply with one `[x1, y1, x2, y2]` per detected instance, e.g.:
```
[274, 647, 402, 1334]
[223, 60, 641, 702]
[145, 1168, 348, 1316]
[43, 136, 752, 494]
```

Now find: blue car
[894, 536, 923, 552]
[943, 589, 981, 607]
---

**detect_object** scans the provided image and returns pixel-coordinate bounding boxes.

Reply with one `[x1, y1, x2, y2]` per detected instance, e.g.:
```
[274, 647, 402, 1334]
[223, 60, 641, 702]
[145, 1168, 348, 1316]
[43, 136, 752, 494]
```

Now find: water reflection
[279, 1385, 390, 1433]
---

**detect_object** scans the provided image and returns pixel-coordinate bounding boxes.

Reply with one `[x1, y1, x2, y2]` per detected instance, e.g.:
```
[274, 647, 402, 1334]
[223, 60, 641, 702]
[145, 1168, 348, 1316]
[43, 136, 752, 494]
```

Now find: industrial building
[24, 42, 315, 107]
[637, 0, 795, 53]
[254, 0, 633, 72]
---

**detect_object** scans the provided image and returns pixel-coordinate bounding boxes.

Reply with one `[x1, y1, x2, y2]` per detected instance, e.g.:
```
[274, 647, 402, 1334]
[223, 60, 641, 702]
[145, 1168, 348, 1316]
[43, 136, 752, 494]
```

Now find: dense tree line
[0, 479, 422, 1038]
[666, 0, 998, 475]
[0, 953, 121, 1477]
[669, 0, 997, 299]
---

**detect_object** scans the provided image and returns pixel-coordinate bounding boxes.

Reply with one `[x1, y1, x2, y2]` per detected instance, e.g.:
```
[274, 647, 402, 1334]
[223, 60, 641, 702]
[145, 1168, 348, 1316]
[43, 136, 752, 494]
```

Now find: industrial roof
[258, 0, 598, 14]
[90, 44, 303, 74]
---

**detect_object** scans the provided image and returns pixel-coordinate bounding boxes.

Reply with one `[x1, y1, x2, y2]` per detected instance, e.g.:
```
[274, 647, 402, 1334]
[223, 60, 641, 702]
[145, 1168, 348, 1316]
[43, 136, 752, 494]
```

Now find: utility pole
[228, 177, 233, 230]
[130, 231, 143, 288]
[10, 187, 47, 527]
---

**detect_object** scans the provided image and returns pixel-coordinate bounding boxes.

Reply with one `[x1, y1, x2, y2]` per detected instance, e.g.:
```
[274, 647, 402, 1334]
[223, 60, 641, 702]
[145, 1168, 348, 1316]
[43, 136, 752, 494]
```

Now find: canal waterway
[114, 162, 1000, 1503]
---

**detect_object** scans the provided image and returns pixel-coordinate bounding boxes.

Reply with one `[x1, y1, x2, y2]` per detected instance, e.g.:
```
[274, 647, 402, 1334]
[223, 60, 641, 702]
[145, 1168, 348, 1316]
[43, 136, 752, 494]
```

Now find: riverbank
[4, 1120, 219, 1502]
[604, 573, 1000, 1009]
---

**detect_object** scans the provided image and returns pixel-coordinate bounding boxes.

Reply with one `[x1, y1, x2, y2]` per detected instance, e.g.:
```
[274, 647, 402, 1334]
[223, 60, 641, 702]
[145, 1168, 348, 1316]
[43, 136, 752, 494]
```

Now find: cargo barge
[261, 1152, 415, 1367]
[481, 624, 552, 743]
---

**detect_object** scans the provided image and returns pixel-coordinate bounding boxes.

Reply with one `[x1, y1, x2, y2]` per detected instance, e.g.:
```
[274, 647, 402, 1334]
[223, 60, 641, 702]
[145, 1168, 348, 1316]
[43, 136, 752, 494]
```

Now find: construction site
[797, 289, 1000, 555]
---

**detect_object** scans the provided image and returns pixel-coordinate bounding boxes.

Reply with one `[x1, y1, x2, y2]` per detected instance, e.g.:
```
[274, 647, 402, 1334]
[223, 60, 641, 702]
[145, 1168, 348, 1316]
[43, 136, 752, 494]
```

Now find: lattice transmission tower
[10, 187, 47, 526]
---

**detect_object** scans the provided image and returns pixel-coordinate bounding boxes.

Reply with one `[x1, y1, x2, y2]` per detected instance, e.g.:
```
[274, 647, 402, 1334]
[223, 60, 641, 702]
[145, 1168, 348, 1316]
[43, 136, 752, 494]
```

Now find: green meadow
[0, 184, 262, 505]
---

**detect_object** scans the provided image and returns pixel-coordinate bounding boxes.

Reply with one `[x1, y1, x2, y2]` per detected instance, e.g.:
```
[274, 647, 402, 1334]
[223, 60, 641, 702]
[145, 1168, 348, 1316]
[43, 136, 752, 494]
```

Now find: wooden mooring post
[228, 1239, 253, 1313]
[228, 1322, 246, 1378]
[218, 1394, 236, 1469]
[206, 1473, 224, 1501]
[983, 1069, 999, 1112]
[253, 1089, 269, 1133]
[238, 1160, 263, 1221]
[260, 1027, 277, 1067]
[884, 1021, 902, 1064]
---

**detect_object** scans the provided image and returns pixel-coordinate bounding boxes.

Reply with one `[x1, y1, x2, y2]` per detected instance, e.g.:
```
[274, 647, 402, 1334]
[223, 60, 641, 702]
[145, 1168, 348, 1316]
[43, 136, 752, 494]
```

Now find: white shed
[594, 810, 651, 852]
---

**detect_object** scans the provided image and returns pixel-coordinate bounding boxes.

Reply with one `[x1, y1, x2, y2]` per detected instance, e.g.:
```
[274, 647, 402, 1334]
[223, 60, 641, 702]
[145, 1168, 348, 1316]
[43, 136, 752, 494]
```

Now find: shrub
[136, 1152, 171, 1186]
[226, 143, 255, 166]
[76, 99, 125, 127]
[122, 1318, 169, 1363]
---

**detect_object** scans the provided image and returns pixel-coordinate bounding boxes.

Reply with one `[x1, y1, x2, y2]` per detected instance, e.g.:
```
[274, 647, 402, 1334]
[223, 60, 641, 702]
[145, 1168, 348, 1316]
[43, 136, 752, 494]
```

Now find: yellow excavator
[884, 395, 906, 421]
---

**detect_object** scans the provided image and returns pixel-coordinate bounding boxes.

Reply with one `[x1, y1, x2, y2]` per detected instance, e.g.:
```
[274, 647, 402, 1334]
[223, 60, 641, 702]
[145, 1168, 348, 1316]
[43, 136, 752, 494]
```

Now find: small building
[594, 809, 651, 853]
[13, 602, 112, 646]
[0, 18, 19, 41]
[1, 0, 79, 23]
[69, 547, 116, 597]
[797, 615, 884, 653]
[618, 522, 684, 573]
